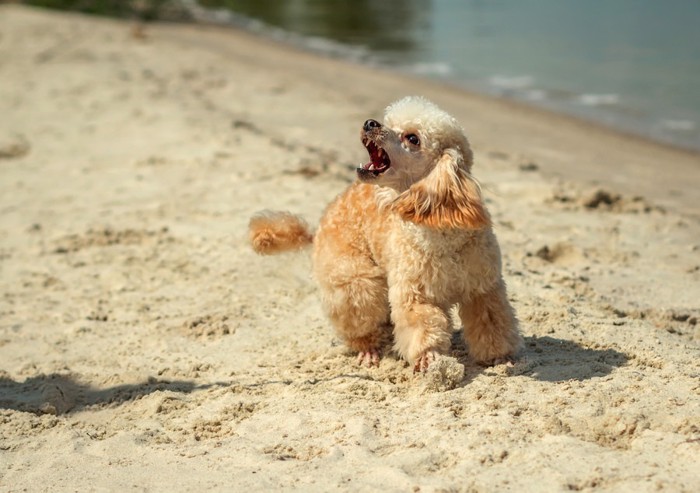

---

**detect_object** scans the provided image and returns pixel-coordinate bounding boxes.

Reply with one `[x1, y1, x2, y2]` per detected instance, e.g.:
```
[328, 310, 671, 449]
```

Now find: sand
[1, 5, 699, 492]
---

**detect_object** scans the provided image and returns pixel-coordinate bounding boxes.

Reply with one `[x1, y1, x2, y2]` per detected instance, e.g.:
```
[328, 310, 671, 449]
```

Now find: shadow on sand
[1, 336, 630, 411]
[452, 333, 629, 384]
[0, 373, 226, 415]
[505, 335, 629, 382]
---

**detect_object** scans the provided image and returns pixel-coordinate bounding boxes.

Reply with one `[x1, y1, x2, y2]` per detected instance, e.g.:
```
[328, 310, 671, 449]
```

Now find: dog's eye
[405, 133, 420, 146]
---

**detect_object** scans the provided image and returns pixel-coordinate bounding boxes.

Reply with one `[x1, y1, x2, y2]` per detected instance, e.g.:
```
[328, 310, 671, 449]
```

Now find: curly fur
[248, 211, 313, 255]
[249, 96, 521, 371]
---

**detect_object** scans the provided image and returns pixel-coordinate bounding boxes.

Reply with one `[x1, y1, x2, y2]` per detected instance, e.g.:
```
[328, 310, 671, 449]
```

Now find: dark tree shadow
[0, 373, 227, 415]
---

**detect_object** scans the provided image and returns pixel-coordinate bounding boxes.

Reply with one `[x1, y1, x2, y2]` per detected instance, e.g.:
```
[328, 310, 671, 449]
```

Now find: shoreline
[159, 16, 700, 216]
[13, 5, 700, 189]
[183, 2, 700, 157]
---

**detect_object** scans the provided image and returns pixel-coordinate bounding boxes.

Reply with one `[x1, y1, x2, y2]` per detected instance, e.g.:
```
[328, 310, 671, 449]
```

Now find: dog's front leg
[390, 289, 452, 371]
[459, 278, 522, 365]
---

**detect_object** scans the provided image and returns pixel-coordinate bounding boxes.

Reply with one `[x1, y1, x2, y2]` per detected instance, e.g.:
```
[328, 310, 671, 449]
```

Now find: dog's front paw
[356, 349, 381, 367]
[413, 350, 440, 373]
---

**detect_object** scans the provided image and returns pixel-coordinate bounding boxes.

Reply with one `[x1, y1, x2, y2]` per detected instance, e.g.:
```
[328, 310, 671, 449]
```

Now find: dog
[249, 96, 521, 371]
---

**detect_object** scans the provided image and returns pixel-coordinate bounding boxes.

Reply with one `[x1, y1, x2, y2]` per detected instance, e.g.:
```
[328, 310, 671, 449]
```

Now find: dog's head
[357, 96, 489, 229]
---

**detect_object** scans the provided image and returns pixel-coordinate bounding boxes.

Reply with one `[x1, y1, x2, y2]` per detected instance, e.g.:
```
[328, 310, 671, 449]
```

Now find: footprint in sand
[51, 227, 172, 254]
[549, 186, 664, 214]
[181, 314, 235, 339]
[532, 242, 587, 266]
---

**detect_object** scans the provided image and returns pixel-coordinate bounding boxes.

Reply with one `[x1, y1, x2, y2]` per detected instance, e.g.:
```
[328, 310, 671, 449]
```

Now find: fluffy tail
[248, 211, 314, 255]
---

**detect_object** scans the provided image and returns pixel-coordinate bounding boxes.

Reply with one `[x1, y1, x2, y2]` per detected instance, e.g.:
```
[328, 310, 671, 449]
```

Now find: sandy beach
[1, 5, 699, 491]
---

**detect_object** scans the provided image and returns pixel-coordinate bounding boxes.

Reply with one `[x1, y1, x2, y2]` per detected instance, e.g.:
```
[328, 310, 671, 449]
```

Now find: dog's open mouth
[358, 138, 391, 177]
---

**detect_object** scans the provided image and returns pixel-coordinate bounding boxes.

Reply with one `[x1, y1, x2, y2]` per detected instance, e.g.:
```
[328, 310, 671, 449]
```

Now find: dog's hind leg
[459, 279, 522, 365]
[314, 255, 391, 366]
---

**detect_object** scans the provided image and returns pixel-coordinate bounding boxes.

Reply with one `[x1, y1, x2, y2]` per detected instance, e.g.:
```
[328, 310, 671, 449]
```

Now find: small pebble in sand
[519, 162, 539, 171]
[0, 134, 30, 159]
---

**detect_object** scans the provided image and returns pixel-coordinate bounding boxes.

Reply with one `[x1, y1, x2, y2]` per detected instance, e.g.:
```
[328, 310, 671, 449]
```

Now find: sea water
[189, 0, 700, 152]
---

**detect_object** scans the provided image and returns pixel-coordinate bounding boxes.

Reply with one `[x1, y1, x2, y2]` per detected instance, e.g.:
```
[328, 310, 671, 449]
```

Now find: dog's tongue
[364, 145, 386, 171]
[360, 138, 390, 174]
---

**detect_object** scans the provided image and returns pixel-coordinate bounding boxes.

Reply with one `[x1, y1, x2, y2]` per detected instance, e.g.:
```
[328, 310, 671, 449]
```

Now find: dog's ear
[391, 148, 490, 229]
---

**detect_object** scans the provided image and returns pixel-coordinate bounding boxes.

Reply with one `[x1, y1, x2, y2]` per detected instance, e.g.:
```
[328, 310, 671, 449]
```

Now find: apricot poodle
[249, 96, 521, 371]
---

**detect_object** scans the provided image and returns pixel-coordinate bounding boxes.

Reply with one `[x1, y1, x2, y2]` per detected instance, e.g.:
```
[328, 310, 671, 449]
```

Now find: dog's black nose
[363, 119, 381, 132]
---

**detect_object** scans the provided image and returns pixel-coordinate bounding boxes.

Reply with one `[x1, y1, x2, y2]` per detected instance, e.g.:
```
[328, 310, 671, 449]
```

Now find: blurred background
[18, 0, 700, 152]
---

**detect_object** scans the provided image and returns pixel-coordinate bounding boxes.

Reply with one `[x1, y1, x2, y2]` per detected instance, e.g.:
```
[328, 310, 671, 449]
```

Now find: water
[190, 0, 700, 152]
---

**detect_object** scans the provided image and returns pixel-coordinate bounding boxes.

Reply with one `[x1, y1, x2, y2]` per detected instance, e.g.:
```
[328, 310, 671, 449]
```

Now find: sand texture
[1, 5, 699, 492]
